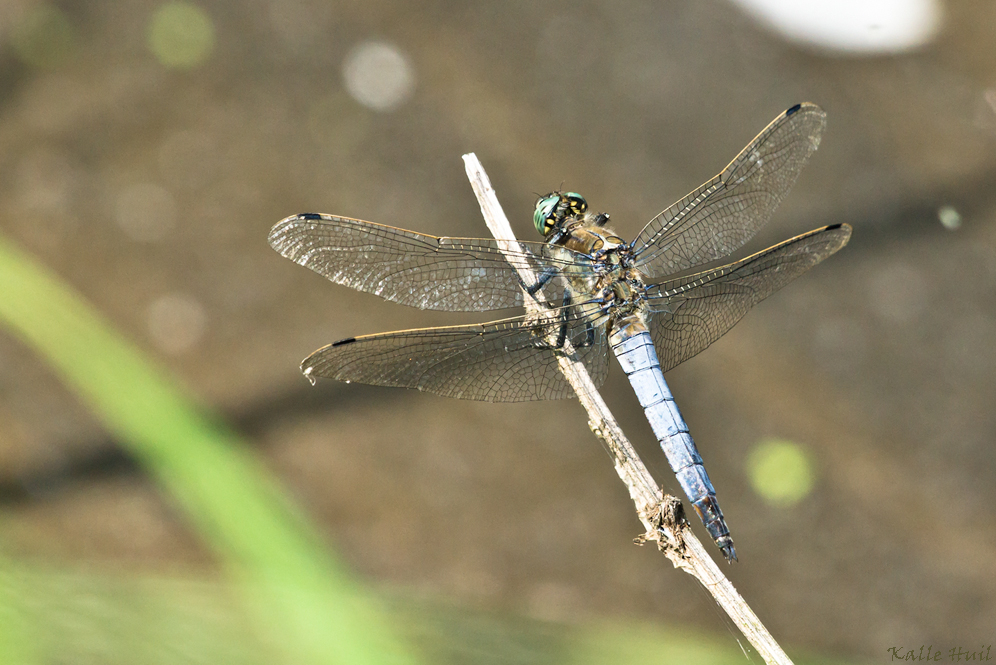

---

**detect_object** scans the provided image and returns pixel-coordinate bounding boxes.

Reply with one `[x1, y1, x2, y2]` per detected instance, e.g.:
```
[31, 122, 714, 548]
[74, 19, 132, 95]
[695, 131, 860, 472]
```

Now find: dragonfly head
[533, 191, 587, 237]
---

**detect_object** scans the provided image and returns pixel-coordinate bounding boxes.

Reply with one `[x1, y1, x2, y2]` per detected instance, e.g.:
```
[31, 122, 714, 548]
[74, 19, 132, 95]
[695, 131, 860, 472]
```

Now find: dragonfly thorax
[533, 194, 649, 312]
[557, 226, 649, 325]
[598, 264, 649, 322]
[562, 224, 627, 257]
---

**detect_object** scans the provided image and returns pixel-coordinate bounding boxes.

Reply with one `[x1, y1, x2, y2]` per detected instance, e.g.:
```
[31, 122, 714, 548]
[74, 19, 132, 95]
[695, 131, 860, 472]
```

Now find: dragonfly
[269, 102, 851, 562]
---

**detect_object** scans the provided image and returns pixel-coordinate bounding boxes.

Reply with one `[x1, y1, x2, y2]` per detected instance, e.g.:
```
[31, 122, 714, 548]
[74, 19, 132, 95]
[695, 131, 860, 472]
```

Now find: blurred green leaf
[0, 564, 38, 664]
[0, 234, 418, 664]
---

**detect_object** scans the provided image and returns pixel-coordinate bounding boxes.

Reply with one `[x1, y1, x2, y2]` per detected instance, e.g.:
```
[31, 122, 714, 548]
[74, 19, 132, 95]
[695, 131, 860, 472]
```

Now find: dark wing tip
[268, 212, 332, 254]
[301, 341, 346, 385]
[827, 222, 853, 244]
[269, 213, 308, 248]
[785, 101, 822, 116]
[802, 223, 851, 256]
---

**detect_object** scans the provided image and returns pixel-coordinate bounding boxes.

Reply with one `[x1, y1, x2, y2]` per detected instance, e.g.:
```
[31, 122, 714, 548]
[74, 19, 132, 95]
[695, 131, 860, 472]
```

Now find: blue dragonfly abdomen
[610, 325, 735, 560]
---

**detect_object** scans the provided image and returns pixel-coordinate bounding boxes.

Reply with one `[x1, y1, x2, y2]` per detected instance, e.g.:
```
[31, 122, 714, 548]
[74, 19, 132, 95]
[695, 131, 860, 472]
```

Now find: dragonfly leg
[581, 314, 596, 347]
[553, 290, 571, 348]
[527, 289, 572, 350]
[523, 266, 557, 296]
[527, 289, 576, 351]
[544, 292, 598, 350]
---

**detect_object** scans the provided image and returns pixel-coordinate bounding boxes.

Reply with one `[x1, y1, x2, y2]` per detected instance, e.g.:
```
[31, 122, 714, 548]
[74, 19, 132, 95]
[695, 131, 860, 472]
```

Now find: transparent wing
[301, 306, 609, 402]
[644, 224, 851, 373]
[632, 103, 827, 278]
[269, 213, 580, 311]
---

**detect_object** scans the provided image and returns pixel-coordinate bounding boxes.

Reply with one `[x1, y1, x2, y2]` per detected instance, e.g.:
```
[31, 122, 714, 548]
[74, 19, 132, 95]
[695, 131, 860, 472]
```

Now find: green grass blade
[0, 234, 418, 665]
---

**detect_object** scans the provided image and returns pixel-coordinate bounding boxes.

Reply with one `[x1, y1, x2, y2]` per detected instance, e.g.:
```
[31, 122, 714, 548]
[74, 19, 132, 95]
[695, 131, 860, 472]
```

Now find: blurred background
[0, 0, 994, 662]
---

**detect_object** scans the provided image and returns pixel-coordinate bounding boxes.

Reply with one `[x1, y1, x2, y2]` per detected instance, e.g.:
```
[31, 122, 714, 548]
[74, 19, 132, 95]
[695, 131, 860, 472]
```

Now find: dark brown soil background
[1, 0, 994, 660]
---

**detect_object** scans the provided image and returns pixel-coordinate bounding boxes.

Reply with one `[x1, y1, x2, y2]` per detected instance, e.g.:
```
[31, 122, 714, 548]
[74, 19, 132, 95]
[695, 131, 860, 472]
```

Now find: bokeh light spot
[148, 2, 215, 70]
[747, 439, 815, 507]
[11, 4, 75, 69]
[938, 205, 961, 230]
[342, 41, 415, 112]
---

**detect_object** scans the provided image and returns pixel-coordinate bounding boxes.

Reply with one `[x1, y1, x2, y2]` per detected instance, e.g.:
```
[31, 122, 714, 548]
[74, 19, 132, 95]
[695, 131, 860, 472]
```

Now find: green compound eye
[533, 194, 560, 235]
[533, 192, 589, 236]
[564, 192, 587, 215]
